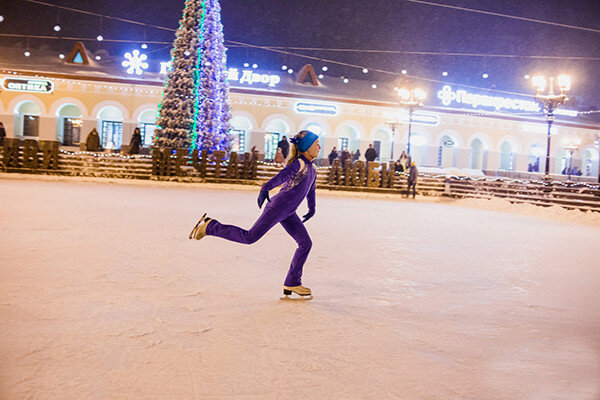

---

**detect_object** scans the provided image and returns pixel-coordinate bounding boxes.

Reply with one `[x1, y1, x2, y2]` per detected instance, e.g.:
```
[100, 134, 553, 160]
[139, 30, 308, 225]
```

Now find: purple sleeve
[306, 178, 316, 211]
[261, 159, 300, 191]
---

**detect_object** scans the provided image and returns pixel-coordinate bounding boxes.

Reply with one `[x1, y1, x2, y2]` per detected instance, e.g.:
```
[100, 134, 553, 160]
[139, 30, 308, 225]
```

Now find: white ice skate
[188, 213, 212, 240]
[281, 285, 313, 300]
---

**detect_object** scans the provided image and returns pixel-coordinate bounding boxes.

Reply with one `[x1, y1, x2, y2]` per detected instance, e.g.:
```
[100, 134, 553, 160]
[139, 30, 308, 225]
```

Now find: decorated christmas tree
[194, 0, 231, 152]
[154, 0, 231, 152]
[154, 0, 202, 149]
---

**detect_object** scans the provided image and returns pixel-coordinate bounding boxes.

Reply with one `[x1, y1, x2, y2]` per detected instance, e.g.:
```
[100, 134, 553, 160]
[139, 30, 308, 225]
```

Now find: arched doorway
[97, 106, 124, 149]
[499, 141, 515, 171]
[229, 115, 252, 153]
[264, 119, 290, 161]
[438, 134, 457, 168]
[138, 109, 157, 147]
[56, 104, 83, 145]
[469, 138, 484, 169]
[15, 101, 41, 137]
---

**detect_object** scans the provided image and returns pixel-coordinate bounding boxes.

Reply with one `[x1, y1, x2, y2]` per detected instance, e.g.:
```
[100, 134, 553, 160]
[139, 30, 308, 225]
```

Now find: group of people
[84, 127, 143, 154]
[327, 143, 380, 168]
[327, 145, 418, 198]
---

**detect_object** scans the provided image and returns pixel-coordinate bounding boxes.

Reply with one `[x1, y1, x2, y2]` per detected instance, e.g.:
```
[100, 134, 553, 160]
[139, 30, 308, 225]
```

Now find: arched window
[264, 119, 289, 161]
[500, 141, 514, 171]
[230, 116, 252, 153]
[370, 129, 391, 162]
[138, 109, 157, 146]
[528, 144, 544, 172]
[338, 125, 359, 152]
[15, 101, 41, 137]
[56, 104, 83, 145]
[469, 138, 484, 169]
[97, 106, 124, 149]
[438, 134, 457, 168]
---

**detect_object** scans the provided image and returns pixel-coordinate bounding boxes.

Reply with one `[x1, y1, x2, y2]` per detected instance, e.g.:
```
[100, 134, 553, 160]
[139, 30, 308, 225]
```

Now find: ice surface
[1, 176, 599, 399]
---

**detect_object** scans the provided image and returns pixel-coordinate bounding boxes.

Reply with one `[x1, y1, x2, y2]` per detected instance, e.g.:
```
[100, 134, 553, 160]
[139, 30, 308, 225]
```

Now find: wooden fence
[1, 140, 599, 212]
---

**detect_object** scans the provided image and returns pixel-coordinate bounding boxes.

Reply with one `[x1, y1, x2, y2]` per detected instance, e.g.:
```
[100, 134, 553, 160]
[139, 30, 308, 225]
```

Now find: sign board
[2, 78, 54, 94]
[227, 68, 280, 88]
[294, 101, 339, 116]
[436, 85, 578, 117]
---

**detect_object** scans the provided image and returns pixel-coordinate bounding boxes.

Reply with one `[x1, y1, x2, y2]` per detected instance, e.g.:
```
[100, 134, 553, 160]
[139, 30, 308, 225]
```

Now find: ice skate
[188, 213, 212, 240]
[281, 285, 313, 300]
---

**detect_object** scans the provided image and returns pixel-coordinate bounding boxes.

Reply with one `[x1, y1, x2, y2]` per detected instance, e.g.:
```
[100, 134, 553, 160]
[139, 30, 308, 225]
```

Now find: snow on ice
[1, 176, 599, 399]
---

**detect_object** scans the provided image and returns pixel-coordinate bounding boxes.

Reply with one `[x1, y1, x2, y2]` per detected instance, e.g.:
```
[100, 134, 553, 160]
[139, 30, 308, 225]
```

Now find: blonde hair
[286, 130, 310, 165]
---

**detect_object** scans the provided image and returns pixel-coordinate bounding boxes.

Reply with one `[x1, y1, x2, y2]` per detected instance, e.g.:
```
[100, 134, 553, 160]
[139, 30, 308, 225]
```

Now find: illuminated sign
[122, 50, 148, 75]
[294, 101, 339, 116]
[160, 61, 172, 75]
[227, 68, 280, 87]
[2, 78, 54, 93]
[437, 85, 579, 117]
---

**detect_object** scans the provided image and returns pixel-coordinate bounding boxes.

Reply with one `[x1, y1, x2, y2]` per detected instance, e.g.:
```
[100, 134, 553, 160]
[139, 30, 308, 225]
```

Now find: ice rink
[1, 176, 599, 400]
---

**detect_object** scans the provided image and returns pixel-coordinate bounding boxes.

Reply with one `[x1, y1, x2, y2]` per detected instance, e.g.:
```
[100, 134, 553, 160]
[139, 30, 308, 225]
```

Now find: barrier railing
[1, 140, 599, 211]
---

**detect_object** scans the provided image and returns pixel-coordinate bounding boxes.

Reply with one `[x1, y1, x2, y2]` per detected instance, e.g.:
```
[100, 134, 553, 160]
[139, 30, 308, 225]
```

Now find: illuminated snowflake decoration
[122, 50, 149, 75]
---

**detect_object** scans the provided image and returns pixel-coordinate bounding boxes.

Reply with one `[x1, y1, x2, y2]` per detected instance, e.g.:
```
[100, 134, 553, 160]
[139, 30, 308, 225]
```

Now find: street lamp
[596, 135, 600, 183]
[532, 74, 571, 178]
[397, 87, 426, 155]
[562, 137, 580, 181]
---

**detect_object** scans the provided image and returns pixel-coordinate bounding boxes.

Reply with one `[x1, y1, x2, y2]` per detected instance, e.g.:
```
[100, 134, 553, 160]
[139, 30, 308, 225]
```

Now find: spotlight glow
[322, 66, 328, 71]
[24, 51, 31, 57]
[362, 68, 368, 73]
[401, 69, 407, 75]
[96, 35, 103, 41]
[53, 25, 61, 32]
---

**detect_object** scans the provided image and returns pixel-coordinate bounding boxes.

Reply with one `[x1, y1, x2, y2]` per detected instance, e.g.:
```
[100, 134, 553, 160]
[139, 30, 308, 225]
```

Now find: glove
[302, 209, 315, 223]
[257, 189, 271, 209]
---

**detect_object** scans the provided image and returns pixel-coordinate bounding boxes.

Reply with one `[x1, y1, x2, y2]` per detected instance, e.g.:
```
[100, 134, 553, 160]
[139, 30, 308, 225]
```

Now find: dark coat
[365, 147, 377, 162]
[394, 161, 404, 173]
[353, 150, 360, 161]
[408, 165, 418, 183]
[129, 131, 142, 154]
[277, 139, 289, 158]
[0, 125, 5, 146]
[328, 149, 338, 165]
[85, 130, 102, 152]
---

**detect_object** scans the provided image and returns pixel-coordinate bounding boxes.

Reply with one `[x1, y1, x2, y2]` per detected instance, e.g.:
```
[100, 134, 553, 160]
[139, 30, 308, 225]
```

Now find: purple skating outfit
[206, 155, 317, 286]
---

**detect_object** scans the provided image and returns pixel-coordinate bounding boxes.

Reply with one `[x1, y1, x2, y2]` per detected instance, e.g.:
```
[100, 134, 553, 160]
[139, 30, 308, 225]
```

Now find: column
[38, 115, 56, 141]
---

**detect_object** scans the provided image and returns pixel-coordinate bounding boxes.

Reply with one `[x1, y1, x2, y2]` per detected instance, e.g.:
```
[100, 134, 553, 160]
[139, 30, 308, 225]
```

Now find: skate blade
[188, 213, 207, 239]
[279, 295, 313, 301]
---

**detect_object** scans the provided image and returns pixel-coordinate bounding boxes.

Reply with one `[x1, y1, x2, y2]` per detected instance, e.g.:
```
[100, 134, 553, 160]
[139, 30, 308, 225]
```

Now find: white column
[122, 121, 138, 148]
[487, 150, 501, 172]
[38, 115, 56, 141]
[514, 153, 529, 172]
[456, 147, 470, 169]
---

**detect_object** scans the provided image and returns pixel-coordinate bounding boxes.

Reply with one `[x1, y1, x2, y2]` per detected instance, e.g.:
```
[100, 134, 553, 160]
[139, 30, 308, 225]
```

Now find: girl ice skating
[190, 130, 321, 298]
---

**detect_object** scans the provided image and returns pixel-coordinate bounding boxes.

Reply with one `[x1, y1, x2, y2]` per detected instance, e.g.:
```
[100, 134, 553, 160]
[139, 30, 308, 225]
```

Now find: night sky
[2, 0, 600, 113]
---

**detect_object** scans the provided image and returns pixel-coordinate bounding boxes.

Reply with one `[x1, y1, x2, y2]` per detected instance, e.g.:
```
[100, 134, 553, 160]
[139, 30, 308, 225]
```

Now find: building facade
[1, 66, 599, 178]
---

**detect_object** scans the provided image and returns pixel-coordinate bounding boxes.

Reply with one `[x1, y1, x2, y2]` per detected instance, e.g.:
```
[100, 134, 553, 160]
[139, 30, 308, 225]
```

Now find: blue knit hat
[290, 130, 319, 153]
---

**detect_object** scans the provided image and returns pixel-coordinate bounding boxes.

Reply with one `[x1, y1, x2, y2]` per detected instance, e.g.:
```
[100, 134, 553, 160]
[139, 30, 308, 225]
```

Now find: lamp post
[562, 137, 580, 181]
[532, 75, 571, 178]
[397, 87, 426, 156]
[385, 121, 400, 161]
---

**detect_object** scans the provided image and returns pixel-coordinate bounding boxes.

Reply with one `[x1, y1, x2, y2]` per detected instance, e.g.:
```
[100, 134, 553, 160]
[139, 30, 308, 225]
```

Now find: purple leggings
[206, 205, 312, 287]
